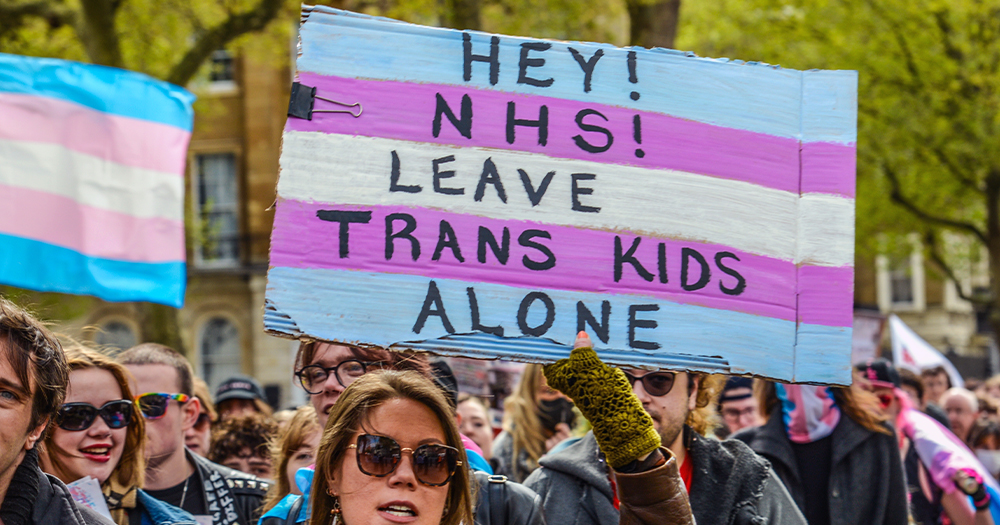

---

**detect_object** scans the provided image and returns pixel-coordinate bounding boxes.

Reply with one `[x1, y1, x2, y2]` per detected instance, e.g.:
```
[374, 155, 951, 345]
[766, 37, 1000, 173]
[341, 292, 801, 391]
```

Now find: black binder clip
[288, 82, 362, 120]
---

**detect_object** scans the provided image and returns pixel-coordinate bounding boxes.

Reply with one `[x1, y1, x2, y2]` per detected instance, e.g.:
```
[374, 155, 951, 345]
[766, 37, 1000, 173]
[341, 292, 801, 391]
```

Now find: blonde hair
[262, 405, 320, 512]
[501, 364, 548, 475]
[309, 370, 474, 525]
[687, 373, 725, 436]
[193, 377, 217, 422]
[42, 342, 145, 488]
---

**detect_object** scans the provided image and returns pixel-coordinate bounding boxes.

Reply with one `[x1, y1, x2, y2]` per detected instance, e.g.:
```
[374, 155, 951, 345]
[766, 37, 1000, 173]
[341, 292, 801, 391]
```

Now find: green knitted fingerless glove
[544, 343, 661, 468]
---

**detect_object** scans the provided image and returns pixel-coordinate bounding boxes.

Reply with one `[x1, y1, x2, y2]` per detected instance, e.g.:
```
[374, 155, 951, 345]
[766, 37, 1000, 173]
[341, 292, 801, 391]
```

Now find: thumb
[574, 331, 592, 350]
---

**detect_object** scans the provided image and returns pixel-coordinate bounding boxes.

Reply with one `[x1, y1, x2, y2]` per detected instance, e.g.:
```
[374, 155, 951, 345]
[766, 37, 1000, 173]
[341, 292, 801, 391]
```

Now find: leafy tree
[677, 0, 1000, 342]
[0, 0, 295, 353]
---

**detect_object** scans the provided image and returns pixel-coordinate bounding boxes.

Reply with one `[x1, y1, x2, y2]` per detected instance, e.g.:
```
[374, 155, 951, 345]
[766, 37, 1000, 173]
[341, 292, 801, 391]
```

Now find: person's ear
[687, 375, 701, 412]
[25, 417, 48, 451]
[181, 396, 201, 431]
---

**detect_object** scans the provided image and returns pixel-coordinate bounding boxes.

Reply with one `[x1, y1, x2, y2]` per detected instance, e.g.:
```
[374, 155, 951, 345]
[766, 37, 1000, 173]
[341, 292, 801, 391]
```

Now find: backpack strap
[488, 474, 508, 525]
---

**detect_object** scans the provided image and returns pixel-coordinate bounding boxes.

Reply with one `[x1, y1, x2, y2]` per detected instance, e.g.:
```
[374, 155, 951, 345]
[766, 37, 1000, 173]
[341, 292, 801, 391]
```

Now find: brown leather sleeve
[614, 448, 695, 525]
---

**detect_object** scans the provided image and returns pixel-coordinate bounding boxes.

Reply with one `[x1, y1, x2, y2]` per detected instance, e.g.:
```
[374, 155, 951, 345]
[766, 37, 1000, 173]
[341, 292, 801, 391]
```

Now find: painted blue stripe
[266, 267, 849, 383]
[0, 233, 185, 307]
[793, 323, 853, 384]
[0, 53, 195, 131]
[299, 7, 856, 143]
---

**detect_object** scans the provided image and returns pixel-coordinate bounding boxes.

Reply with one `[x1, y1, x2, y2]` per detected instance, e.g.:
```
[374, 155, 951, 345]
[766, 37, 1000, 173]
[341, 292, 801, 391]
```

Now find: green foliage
[679, 0, 1000, 271]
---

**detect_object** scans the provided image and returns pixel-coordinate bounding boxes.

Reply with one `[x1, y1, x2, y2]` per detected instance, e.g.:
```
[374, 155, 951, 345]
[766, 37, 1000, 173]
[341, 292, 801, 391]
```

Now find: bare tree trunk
[77, 0, 124, 67]
[443, 0, 480, 31]
[987, 171, 1000, 351]
[137, 303, 187, 356]
[627, 0, 681, 49]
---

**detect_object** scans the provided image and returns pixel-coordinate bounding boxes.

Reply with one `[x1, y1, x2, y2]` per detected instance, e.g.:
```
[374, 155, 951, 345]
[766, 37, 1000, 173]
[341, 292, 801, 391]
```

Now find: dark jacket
[473, 470, 546, 525]
[0, 448, 112, 525]
[734, 408, 908, 525]
[524, 430, 805, 525]
[188, 450, 269, 525]
[492, 430, 537, 483]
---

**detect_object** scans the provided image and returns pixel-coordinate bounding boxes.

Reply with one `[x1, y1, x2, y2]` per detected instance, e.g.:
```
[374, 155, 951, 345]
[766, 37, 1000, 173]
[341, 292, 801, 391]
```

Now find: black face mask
[538, 397, 575, 432]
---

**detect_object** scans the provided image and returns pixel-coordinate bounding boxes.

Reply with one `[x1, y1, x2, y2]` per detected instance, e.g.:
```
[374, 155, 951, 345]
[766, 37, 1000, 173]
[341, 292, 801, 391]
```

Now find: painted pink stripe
[272, 199, 849, 326]
[0, 93, 190, 176]
[797, 264, 854, 327]
[0, 185, 184, 262]
[801, 142, 856, 197]
[288, 73, 815, 194]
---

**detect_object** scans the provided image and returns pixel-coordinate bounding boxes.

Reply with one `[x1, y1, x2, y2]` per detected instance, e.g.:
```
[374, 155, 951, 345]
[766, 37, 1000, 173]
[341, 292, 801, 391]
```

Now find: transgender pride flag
[0, 53, 194, 307]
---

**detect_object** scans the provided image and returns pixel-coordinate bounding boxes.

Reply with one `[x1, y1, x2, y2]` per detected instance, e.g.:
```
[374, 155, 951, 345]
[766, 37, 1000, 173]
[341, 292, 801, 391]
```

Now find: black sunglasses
[348, 434, 462, 487]
[55, 400, 134, 431]
[296, 360, 382, 394]
[623, 371, 677, 397]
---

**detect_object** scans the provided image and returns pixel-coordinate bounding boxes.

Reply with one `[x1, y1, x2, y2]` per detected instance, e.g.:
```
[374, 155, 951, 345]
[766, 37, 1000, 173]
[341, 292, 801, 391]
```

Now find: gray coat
[733, 408, 908, 525]
[524, 431, 805, 525]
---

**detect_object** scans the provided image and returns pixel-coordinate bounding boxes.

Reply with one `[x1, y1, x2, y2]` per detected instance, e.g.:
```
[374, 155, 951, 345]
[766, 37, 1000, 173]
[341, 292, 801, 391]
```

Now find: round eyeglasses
[295, 360, 382, 394]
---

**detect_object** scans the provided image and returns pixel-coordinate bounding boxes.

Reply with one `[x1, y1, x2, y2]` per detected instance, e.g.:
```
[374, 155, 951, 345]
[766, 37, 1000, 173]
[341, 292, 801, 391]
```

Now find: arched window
[199, 316, 242, 391]
[94, 320, 136, 352]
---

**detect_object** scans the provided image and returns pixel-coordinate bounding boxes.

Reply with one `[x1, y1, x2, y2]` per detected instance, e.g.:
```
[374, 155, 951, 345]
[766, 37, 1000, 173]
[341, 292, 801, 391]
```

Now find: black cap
[720, 376, 754, 403]
[215, 376, 265, 404]
[856, 358, 900, 389]
[429, 360, 458, 408]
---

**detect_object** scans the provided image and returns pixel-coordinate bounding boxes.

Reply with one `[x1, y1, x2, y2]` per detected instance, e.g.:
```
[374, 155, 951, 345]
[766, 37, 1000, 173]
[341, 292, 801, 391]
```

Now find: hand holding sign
[544, 332, 659, 468]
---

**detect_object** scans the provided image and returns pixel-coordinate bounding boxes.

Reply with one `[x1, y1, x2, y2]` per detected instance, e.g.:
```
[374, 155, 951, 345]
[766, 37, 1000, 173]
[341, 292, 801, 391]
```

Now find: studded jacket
[188, 450, 270, 525]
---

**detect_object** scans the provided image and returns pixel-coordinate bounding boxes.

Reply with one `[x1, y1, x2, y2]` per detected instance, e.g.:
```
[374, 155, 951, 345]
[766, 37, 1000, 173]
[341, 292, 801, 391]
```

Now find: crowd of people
[3, 295, 1000, 524]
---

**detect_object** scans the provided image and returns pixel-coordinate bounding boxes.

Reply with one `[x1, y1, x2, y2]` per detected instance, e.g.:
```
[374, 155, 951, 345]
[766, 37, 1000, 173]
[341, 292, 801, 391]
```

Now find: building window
[888, 257, 914, 305]
[199, 316, 242, 391]
[876, 235, 925, 313]
[194, 153, 240, 267]
[94, 320, 136, 352]
[210, 50, 235, 83]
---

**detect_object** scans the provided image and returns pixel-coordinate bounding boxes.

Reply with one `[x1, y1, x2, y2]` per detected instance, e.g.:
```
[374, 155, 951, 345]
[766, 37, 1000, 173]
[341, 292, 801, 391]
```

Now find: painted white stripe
[798, 194, 855, 266]
[278, 131, 854, 266]
[0, 139, 183, 222]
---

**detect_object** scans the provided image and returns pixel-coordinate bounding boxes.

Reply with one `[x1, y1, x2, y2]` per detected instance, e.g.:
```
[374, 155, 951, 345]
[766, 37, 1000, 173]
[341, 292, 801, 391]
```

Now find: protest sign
[265, 6, 857, 383]
[0, 53, 193, 307]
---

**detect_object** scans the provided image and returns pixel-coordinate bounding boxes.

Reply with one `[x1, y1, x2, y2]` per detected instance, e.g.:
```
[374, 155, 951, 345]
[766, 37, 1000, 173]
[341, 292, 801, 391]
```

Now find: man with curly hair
[208, 414, 278, 480]
[525, 361, 806, 525]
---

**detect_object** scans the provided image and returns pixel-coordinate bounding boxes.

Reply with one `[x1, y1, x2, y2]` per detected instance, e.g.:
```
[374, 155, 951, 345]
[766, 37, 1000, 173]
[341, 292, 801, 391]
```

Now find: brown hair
[116, 343, 194, 396]
[756, 381, 892, 436]
[262, 405, 321, 512]
[208, 413, 278, 464]
[193, 377, 217, 422]
[309, 371, 474, 525]
[898, 368, 924, 401]
[921, 366, 952, 389]
[0, 298, 67, 431]
[501, 364, 548, 478]
[686, 373, 726, 436]
[294, 341, 431, 380]
[42, 343, 145, 488]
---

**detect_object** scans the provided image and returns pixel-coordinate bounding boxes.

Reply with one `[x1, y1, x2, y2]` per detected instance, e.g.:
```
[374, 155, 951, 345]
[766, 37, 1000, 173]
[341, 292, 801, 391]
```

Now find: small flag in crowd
[889, 314, 964, 388]
[0, 53, 194, 307]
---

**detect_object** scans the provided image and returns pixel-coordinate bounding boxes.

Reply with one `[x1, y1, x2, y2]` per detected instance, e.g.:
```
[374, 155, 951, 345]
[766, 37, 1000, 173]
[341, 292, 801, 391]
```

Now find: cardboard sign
[265, 6, 857, 383]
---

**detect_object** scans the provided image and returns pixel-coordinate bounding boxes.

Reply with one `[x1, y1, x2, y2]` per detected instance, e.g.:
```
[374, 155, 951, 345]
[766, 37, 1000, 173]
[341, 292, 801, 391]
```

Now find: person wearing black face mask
[493, 365, 578, 482]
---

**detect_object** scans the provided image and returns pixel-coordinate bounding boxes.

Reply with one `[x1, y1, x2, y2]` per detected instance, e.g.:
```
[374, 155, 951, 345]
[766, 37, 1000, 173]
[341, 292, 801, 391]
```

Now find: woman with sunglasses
[39, 344, 197, 525]
[309, 370, 473, 525]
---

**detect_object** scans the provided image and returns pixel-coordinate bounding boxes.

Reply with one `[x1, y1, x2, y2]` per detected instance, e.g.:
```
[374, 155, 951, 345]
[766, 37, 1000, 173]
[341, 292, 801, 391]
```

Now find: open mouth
[378, 504, 417, 517]
[80, 445, 112, 461]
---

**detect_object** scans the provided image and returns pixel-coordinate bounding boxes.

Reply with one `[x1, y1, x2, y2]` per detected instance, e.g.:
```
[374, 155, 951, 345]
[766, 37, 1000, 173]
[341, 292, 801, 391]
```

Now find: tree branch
[166, 0, 285, 86]
[865, 0, 923, 90]
[925, 143, 983, 194]
[0, 0, 75, 38]
[883, 162, 988, 244]
[77, 0, 124, 67]
[923, 230, 982, 305]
